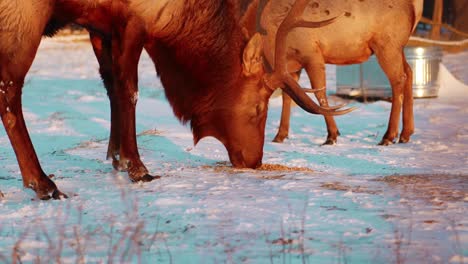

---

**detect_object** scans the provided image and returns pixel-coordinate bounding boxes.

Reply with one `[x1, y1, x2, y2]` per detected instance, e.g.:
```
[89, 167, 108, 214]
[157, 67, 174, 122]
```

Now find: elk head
[192, 33, 270, 168]
[156, 0, 353, 169]
[193, 31, 352, 170]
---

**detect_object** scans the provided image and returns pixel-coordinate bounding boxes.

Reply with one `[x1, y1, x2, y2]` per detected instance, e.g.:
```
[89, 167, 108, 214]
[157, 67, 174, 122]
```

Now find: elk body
[80, 0, 348, 167]
[253, 0, 423, 145]
[0, 0, 345, 199]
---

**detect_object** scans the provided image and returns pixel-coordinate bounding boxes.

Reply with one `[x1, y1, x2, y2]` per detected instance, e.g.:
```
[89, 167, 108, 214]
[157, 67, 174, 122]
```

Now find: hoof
[39, 189, 68, 200]
[322, 138, 337, 145]
[131, 174, 161, 183]
[272, 134, 287, 143]
[112, 159, 130, 172]
[398, 137, 410, 144]
[378, 138, 395, 146]
[112, 159, 121, 171]
[32, 175, 67, 200]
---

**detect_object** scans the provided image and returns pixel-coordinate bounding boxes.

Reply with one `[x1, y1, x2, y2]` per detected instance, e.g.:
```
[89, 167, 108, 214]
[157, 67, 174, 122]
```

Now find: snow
[0, 37, 467, 263]
[439, 63, 468, 99]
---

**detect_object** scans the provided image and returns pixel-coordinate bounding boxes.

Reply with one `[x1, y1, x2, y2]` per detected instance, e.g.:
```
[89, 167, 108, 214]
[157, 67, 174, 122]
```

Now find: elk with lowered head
[0, 0, 348, 199]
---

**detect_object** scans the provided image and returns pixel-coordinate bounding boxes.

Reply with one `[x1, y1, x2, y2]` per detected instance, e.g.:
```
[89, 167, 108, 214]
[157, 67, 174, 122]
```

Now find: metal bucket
[336, 46, 443, 99]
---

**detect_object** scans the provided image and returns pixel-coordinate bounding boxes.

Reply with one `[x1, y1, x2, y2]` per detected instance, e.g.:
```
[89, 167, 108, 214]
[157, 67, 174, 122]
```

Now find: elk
[0, 0, 350, 199]
[248, 0, 423, 145]
[0, 0, 114, 199]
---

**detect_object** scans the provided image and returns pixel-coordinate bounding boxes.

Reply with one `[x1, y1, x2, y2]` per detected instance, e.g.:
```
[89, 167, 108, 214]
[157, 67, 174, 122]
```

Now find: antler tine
[300, 87, 353, 110]
[302, 87, 326, 93]
[281, 72, 355, 115]
[321, 103, 349, 111]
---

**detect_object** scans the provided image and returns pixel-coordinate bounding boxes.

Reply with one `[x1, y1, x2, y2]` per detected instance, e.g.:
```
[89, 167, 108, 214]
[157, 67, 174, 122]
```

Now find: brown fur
[148, 1, 244, 125]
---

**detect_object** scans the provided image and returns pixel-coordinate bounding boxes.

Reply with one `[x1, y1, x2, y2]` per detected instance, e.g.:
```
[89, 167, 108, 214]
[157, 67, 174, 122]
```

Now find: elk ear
[242, 33, 264, 77]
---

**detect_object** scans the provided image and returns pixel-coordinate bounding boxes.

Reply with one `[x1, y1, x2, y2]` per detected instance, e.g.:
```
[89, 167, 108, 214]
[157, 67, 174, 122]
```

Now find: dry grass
[137, 129, 164, 136]
[258, 164, 313, 172]
[5, 184, 169, 264]
[377, 174, 467, 205]
[320, 182, 381, 195]
[202, 162, 313, 174]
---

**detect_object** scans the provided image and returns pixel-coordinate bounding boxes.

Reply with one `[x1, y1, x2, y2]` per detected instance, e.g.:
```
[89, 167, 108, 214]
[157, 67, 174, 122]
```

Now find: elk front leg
[0, 75, 66, 199]
[273, 71, 300, 143]
[111, 21, 159, 182]
[305, 63, 340, 145]
[90, 33, 120, 168]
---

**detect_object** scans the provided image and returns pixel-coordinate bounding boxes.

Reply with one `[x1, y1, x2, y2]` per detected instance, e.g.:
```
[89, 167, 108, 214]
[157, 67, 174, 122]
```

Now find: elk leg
[90, 33, 121, 169]
[0, 68, 65, 200]
[374, 48, 407, 145]
[399, 58, 414, 143]
[111, 22, 159, 182]
[273, 71, 300, 143]
[305, 63, 340, 145]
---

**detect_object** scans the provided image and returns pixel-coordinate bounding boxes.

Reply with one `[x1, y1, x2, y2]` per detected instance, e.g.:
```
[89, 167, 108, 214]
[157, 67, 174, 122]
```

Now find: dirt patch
[377, 174, 468, 205]
[258, 164, 313, 172]
[138, 129, 164, 136]
[73, 140, 102, 149]
[320, 182, 381, 195]
[202, 162, 313, 174]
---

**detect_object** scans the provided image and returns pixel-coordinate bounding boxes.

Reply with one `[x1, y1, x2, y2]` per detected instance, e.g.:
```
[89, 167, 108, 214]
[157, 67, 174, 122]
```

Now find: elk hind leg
[374, 48, 407, 145]
[399, 58, 414, 143]
[90, 33, 121, 169]
[273, 71, 300, 143]
[305, 63, 340, 145]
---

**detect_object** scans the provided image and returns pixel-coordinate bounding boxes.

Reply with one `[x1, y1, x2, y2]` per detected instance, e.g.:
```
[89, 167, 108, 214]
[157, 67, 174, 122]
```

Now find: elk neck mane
[148, 0, 247, 129]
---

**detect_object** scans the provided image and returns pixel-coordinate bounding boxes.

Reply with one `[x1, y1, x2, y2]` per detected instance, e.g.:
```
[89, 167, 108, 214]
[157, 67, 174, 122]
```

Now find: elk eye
[256, 104, 264, 115]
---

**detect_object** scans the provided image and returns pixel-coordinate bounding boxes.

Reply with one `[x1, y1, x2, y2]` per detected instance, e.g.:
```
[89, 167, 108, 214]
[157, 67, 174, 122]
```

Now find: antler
[256, 0, 269, 34]
[264, 0, 355, 116]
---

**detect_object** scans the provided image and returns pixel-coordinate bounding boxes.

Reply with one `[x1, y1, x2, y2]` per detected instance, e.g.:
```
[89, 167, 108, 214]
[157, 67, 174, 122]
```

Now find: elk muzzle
[228, 148, 263, 169]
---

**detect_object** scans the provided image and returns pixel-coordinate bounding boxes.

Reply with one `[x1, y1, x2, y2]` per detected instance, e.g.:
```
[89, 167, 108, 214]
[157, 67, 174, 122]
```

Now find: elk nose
[243, 158, 262, 169]
[229, 150, 263, 169]
[252, 159, 262, 169]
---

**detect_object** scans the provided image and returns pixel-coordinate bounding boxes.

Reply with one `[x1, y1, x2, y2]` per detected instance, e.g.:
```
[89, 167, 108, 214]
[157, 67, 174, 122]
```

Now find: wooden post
[430, 0, 443, 40]
[453, 0, 468, 40]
